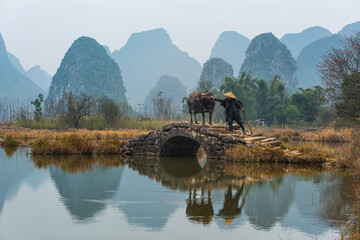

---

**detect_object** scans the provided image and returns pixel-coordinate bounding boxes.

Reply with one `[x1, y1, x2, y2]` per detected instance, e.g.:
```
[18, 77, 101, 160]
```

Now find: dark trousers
[226, 114, 245, 133]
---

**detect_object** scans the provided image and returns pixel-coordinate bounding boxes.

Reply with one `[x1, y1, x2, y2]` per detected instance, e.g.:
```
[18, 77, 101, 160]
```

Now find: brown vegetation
[31, 133, 125, 155]
[225, 145, 327, 165]
[0, 134, 20, 148]
[299, 128, 352, 142]
[0, 126, 149, 146]
[261, 127, 353, 142]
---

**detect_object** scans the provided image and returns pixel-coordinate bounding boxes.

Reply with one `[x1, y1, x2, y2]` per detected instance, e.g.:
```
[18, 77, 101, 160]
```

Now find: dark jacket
[215, 98, 243, 117]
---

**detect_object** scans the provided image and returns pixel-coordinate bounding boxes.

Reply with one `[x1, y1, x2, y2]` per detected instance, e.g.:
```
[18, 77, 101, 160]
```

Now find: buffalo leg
[202, 112, 205, 125]
[190, 112, 193, 124]
[209, 111, 213, 125]
[195, 113, 198, 124]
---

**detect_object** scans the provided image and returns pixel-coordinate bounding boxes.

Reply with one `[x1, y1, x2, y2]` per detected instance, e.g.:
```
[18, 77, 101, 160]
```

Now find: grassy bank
[31, 134, 125, 155]
[262, 127, 353, 142]
[225, 145, 327, 165]
[13, 117, 172, 130]
[0, 127, 150, 146]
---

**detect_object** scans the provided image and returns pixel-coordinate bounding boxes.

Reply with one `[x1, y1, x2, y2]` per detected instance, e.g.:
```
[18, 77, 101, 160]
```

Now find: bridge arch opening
[160, 136, 204, 157]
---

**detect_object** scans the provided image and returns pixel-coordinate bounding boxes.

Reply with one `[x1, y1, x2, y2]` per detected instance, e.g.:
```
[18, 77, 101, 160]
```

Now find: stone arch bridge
[123, 123, 279, 159]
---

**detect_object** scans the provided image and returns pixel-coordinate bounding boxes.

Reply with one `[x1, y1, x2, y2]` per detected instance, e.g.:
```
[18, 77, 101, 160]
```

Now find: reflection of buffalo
[187, 90, 215, 125]
[186, 188, 214, 225]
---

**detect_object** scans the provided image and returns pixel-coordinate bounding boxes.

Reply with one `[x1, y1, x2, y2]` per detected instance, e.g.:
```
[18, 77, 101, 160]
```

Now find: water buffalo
[187, 90, 215, 125]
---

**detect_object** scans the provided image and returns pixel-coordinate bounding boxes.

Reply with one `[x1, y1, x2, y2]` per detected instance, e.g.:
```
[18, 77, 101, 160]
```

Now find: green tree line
[210, 72, 331, 126]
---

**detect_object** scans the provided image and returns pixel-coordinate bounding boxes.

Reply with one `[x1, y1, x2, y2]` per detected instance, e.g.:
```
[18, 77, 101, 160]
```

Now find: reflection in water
[33, 155, 125, 222]
[218, 183, 252, 225]
[2, 146, 18, 157]
[50, 164, 123, 222]
[160, 156, 203, 178]
[32, 154, 123, 173]
[0, 148, 45, 214]
[245, 175, 295, 230]
[0, 149, 34, 214]
[186, 188, 214, 225]
[0, 148, 358, 239]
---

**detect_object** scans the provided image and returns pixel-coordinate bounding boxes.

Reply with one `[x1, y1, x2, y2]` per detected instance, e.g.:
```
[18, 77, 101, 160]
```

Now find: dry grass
[31, 134, 125, 155]
[262, 128, 301, 141]
[0, 128, 149, 146]
[225, 145, 327, 165]
[96, 139, 124, 154]
[262, 127, 354, 143]
[300, 128, 353, 142]
[337, 132, 360, 171]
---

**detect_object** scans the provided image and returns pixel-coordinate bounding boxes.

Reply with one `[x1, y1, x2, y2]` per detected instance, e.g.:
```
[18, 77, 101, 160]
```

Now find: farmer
[211, 92, 246, 134]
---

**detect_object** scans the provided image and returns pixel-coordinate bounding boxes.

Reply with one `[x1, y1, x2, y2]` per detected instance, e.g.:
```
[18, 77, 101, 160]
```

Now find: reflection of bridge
[127, 156, 257, 190]
[123, 123, 279, 159]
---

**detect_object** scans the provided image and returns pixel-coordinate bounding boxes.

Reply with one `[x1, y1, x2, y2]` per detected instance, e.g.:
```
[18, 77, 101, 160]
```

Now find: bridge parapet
[123, 122, 249, 159]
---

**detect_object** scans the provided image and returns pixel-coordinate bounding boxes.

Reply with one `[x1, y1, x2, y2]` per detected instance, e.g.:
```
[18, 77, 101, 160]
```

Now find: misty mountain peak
[0, 32, 9, 64]
[29, 65, 41, 71]
[0, 32, 44, 100]
[210, 31, 250, 73]
[125, 28, 172, 48]
[246, 33, 280, 56]
[280, 26, 332, 59]
[46, 36, 127, 104]
[241, 32, 297, 92]
[338, 21, 360, 37]
[111, 28, 201, 105]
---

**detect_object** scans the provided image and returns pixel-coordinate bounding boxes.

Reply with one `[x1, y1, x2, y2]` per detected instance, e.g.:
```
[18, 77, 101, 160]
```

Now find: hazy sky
[1, 0, 359, 75]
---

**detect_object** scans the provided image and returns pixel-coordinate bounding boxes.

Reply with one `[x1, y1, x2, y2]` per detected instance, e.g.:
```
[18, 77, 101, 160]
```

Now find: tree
[266, 76, 289, 124]
[97, 96, 120, 124]
[283, 105, 300, 123]
[318, 32, 360, 124]
[31, 94, 44, 121]
[151, 91, 174, 120]
[290, 86, 326, 122]
[61, 92, 95, 128]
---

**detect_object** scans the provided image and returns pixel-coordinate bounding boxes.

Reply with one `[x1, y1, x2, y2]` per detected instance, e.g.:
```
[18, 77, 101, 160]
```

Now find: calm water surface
[0, 148, 356, 240]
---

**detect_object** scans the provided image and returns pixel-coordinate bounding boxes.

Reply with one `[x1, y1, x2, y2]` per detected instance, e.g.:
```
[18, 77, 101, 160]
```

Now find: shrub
[0, 135, 20, 148]
[96, 140, 124, 154]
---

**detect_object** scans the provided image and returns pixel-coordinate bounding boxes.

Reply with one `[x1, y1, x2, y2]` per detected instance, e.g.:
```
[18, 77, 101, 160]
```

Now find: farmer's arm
[235, 100, 245, 112]
[211, 96, 224, 103]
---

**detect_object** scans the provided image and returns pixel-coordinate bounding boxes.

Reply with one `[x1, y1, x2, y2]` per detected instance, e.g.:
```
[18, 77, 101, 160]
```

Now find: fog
[0, 0, 359, 75]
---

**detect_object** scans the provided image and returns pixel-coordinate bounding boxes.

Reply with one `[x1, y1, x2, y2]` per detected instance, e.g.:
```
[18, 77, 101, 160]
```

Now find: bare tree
[151, 91, 174, 120]
[60, 92, 95, 128]
[318, 32, 360, 124]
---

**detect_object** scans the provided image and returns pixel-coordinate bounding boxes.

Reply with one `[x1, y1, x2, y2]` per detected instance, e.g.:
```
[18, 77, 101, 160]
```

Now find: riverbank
[0, 123, 358, 171]
[261, 127, 353, 142]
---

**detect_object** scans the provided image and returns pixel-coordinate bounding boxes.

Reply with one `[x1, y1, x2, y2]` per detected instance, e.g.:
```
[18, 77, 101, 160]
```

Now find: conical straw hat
[223, 217, 234, 226]
[223, 92, 237, 99]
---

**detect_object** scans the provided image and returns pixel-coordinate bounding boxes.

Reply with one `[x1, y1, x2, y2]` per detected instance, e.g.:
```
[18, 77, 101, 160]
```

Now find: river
[0, 147, 357, 239]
